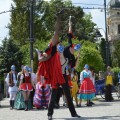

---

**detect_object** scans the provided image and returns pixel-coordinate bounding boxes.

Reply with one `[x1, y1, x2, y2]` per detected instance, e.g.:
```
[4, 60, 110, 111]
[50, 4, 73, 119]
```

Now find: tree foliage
[8, 0, 30, 46]
[75, 13, 96, 41]
[0, 38, 23, 74]
[1, 0, 102, 75]
[99, 38, 106, 65]
[8, 0, 85, 45]
[76, 41, 104, 72]
[112, 40, 120, 67]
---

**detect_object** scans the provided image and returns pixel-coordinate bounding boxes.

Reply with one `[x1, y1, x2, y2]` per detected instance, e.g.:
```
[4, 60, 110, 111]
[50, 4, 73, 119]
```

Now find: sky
[0, 0, 110, 44]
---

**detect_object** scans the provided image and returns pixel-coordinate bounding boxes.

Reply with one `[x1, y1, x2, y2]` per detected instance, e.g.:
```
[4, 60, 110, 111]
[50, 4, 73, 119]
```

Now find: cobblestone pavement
[0, 93, 120, 120]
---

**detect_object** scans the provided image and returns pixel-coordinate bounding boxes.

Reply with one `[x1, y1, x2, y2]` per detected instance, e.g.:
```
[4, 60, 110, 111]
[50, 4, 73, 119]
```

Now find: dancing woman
[36, 13, 80, 120]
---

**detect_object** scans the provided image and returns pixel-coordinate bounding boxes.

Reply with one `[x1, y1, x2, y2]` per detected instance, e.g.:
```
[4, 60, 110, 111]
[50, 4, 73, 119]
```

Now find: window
[118, 24, 120, 34]
[117, 12, 120, 15]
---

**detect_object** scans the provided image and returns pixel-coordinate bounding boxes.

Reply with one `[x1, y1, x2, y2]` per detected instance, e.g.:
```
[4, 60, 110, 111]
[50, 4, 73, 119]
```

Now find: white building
[107, 0, 120, 41]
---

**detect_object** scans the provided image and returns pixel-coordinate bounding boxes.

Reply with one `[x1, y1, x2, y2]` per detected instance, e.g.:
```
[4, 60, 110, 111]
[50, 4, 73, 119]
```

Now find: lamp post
[104, 0, 109, 66]
[29, 0, 35, 69]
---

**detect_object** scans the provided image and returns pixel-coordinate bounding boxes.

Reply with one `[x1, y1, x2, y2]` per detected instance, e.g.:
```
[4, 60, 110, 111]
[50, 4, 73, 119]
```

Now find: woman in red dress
[78, 64, 96, 107]
[19, 66, 35, 111]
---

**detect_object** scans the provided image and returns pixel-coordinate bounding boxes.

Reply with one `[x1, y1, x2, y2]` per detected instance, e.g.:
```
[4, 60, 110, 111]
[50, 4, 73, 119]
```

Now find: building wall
[108, 0, 120, 41]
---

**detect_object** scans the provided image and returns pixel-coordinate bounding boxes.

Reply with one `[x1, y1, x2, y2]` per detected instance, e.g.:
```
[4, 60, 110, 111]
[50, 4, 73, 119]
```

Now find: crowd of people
[3, 12, 118, 120]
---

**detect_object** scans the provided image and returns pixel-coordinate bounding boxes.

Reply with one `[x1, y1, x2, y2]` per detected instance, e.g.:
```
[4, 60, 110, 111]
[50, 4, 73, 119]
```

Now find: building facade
[107, 0, 120, 41]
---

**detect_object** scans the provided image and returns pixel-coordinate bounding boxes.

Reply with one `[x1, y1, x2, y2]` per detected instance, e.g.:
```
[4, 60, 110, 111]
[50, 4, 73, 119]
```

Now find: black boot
[12, 100, 14, 109]
[24, 101, 28, 111]
[10, 100, 13, 110]
[72, 114, 81, 118]
[48, 115, 52, 120]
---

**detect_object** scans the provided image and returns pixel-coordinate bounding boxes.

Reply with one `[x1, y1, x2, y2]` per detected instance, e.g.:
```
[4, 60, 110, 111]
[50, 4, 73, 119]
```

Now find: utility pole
[29, 0, 34, 69]
[104, 0, 109, 66]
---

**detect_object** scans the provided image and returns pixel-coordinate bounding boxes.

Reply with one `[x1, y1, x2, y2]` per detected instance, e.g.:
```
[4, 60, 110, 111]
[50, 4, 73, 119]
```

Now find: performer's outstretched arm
[68, 16, 73, 46]
[37, 14, 61, 62]
[51, 15, 61, 46]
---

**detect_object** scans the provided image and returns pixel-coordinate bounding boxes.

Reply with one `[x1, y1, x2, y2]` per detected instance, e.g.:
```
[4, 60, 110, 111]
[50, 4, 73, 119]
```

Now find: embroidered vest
[9, 72, 17, 87]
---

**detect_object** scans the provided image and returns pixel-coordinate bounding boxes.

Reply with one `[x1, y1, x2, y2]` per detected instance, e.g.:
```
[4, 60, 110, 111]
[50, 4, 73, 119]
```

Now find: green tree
[111, 67, 120, 85]
[8, 0, 30, 46]
[76, 41, 104, 72]
[8, 0, 48, 45]
[0, 38, 23, 74]
[99, 38, 106, 65]
[75, 13, 96, 41]
[42, 0, 84, 38]
[112, 40, 120, 67]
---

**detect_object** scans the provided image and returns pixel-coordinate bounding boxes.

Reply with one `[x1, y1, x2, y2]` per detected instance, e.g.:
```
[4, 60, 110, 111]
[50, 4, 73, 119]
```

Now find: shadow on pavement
[0, 105, 9, 109]
[98, 99, 120, 102]
[54, 115, 120, 120]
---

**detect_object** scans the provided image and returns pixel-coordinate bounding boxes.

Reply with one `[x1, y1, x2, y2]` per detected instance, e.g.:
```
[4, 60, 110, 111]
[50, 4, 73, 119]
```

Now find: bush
[111, 67, 120, 85]
[76, 41, 104, 72]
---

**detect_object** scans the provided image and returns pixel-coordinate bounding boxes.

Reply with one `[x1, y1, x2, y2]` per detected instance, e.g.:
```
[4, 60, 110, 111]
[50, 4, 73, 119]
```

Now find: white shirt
[80, 70, 92, 84]
[5, 72, 18, 93]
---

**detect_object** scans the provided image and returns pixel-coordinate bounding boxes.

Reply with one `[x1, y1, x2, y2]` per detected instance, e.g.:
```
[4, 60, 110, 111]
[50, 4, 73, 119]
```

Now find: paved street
[0, 93, 120, 120]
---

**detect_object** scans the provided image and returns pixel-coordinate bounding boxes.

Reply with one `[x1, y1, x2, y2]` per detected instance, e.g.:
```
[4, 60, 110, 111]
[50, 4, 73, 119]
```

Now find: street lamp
[104, 0, 109, 66]
[29, 0, 35, 69]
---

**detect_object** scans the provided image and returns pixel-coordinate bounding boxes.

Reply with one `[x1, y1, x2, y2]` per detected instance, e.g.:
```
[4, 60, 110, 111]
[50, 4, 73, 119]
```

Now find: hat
[72, 44, 81, 50]
[29, 67, 32, 72]
[11, 65, 15, 71]
[84, 64, 89, 69]
[74, 44, 81, 51]
[23, 66, 29, 72]
[57, 44, 64, 53]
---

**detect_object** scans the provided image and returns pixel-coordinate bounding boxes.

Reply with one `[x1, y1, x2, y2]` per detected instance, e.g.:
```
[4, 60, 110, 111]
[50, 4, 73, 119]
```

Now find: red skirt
[48, 52, 65, 88]
[37, 44, 65, 88]
[20, 83, 33, 91]
[79, 78, 96, 94]
[37, 61, 49, 79]
[41, 52, 65, 88]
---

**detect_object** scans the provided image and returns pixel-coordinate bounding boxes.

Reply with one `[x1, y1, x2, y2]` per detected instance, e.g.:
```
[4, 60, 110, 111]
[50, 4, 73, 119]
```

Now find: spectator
[104, 66, 114, 102]
[118, 72, 120, 83]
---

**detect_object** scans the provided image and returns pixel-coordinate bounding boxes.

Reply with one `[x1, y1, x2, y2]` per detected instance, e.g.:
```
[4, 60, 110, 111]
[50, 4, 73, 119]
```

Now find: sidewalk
[0, 93, 120, 120]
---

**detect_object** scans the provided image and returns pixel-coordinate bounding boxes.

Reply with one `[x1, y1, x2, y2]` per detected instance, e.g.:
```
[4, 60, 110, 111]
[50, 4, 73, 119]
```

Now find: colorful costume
[14, 91, 32, 110]
[71, 75, 79, 98]
[5, 68, 18, 109]
[19, 74, 33, 91]
[14, 72, 33, 110]
[33, 82, 50, 109]
[37, 43, 65, 89]
[78, 70, 96, 100]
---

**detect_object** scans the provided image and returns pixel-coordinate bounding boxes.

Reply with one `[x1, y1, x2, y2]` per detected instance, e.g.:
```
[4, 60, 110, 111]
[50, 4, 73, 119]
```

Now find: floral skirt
[14, 91, 32, 110]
